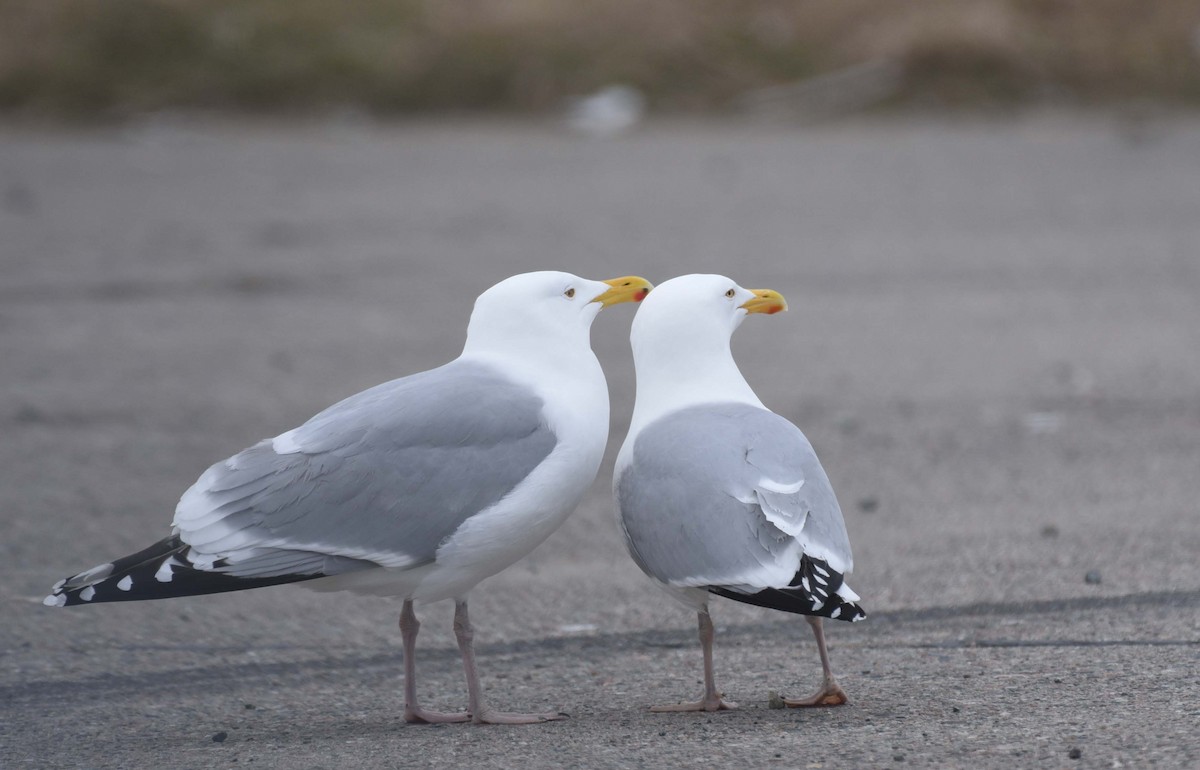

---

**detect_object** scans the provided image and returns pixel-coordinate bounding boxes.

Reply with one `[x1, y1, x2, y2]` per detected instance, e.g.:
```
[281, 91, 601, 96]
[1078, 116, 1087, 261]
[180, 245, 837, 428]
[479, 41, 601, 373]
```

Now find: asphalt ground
[2, 114, 1199, 769]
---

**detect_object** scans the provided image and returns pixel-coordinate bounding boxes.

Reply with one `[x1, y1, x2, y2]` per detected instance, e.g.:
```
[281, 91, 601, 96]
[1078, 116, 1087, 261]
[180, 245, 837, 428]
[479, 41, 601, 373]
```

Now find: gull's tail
[709, 554, 866, 622]
[43, 535, 318, 607]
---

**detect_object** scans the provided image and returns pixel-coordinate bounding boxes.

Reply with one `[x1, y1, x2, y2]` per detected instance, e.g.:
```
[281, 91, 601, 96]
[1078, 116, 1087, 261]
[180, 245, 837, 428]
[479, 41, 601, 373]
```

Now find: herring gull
[44, 270, 652, 725]
[614, 273, 863, 712]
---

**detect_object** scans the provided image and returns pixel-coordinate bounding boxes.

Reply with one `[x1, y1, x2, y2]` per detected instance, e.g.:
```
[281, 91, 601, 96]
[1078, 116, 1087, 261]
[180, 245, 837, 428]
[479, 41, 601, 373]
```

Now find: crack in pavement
[907, 638, 1200, 649]
[4, 588, 1197, 707]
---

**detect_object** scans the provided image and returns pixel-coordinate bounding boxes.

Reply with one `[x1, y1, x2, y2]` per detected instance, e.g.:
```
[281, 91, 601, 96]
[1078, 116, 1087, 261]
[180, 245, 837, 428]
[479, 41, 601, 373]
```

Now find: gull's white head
[463, 271, 652, 359]
[630, 273, 786, 352]
[626, 274, 787, 434]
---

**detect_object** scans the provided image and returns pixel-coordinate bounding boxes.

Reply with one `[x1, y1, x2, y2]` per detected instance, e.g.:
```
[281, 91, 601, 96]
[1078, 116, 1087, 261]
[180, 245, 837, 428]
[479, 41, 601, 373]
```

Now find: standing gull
[44, 270, 652, 725]
[614, 274, 864, 712]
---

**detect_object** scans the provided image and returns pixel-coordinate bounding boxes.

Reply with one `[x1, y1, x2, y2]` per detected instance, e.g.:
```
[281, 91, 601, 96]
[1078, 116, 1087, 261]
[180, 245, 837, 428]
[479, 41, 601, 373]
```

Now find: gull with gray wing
[45, 270, 652, 726]
[614, 274, 864, 713]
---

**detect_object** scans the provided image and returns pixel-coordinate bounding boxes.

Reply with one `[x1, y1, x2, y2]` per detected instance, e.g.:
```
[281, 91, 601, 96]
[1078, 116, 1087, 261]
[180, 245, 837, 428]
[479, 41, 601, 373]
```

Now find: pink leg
[453, 599, 566, 725]
[651, 611, 737, 713]
[400, 600, 469, 724]
[784, 616, 849, 707]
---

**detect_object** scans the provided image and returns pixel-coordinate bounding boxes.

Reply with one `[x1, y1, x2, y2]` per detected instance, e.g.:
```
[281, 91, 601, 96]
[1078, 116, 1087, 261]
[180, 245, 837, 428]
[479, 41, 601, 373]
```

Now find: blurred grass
[1, 0, 1198, 119]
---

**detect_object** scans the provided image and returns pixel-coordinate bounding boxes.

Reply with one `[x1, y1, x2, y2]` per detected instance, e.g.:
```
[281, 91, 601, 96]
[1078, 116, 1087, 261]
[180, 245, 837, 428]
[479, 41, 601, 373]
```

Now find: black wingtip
[709, 554, 867, 622]
[44, 535, 320, 607]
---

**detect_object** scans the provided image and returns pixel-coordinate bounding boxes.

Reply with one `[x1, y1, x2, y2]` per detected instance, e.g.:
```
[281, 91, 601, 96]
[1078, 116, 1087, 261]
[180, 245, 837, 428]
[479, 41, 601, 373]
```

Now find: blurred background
[2, 0, 1200, 118]
[3, 2, 1200, 767]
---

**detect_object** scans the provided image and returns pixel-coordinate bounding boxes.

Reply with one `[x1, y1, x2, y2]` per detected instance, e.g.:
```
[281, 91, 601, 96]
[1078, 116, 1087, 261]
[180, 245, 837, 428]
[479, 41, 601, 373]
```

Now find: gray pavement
[2, 115, 1199, 768]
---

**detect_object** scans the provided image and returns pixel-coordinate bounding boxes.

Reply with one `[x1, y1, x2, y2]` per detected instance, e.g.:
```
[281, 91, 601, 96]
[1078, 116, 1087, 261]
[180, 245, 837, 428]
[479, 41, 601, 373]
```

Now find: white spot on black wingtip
[814, 565, 829, 578]
[80, 586, 96, 602]
[43, 593, 66, 607]
[155, 558, 177, 583]
[117, 575, 133, 591]
[830, 606, 841, 619]
[801, 577, 811, 592]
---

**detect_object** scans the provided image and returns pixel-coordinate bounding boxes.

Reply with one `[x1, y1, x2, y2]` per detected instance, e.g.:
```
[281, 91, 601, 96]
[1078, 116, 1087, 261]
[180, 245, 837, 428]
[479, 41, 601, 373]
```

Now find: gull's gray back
[616, 402, 850, 586]
[180, 359, 557, 576]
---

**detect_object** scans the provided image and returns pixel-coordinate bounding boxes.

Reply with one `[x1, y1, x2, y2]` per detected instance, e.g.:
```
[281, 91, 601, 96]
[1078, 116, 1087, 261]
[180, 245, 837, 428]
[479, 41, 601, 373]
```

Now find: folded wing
[616, 402, 863, 621]
[47, 360, 557, 606]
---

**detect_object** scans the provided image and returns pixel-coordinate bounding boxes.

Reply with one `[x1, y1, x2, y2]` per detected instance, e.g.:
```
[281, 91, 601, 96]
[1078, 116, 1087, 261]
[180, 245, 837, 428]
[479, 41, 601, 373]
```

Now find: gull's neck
[626, 332, 764, 439]
[459, 311, 605, 412]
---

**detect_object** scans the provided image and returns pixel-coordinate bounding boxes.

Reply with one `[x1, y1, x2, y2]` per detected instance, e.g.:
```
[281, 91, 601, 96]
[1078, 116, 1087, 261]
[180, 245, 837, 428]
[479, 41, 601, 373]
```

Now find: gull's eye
[564, 287, 576, 298]
[725, 288, 736, 298]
